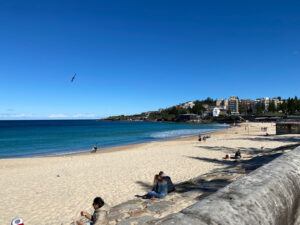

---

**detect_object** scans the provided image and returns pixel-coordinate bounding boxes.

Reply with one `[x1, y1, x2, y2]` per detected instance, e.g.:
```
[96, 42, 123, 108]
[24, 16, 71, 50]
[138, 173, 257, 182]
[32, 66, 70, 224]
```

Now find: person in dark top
[152, 174, 160, 192]
[234, 149, 241, 159]
[158, 171, 175, 193]
[91, 145, 98, 153]
[136, 172, 175, 199]
[146, 175, 168, 199]
[198, 134, 202, 141]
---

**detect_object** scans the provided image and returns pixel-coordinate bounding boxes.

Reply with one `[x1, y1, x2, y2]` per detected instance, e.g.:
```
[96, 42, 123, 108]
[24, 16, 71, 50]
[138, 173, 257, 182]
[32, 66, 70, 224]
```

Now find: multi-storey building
[228, 96, 239, 114]
[239, 99, 256, 114]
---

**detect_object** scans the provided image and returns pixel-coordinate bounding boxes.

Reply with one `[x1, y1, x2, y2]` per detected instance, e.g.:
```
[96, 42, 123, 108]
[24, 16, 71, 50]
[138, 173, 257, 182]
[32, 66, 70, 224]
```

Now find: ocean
[0, 120, 228, 158]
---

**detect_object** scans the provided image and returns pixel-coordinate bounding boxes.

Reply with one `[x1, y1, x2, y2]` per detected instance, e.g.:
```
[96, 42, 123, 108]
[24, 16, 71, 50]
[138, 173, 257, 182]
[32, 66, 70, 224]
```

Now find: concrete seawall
[154, 147, 300, 225]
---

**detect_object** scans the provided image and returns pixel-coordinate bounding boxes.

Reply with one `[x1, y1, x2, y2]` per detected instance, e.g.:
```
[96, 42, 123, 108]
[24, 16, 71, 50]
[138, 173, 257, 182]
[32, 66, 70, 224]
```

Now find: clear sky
[0, 0, 299, 119]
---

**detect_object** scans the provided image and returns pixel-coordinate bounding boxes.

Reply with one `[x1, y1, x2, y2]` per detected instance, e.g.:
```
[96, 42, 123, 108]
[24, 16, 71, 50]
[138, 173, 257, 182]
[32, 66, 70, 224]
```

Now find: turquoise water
[0, 120, 227, 158]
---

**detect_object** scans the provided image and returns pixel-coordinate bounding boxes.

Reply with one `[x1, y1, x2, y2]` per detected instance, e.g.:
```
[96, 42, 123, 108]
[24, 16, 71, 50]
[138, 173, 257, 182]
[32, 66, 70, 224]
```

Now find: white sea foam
[150, 128, 217, 139]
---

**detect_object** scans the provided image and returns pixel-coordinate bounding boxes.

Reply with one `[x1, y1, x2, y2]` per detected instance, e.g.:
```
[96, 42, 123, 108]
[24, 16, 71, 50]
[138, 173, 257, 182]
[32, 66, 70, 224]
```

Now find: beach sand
[0, 122, 299, 225]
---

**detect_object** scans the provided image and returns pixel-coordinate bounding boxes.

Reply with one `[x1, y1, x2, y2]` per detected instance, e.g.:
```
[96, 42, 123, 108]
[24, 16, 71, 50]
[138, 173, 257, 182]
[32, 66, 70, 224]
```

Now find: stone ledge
[153, 146, 300, 225]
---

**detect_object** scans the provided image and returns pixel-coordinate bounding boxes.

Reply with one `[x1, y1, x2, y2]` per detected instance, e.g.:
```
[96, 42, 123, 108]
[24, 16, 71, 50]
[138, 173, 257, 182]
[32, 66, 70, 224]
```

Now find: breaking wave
[150, 128, 216, 139]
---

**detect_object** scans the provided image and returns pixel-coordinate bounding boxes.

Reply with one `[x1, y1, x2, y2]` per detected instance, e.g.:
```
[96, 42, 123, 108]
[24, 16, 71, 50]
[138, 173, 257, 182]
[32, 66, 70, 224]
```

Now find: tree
[255, 103, 264, 115]
[238, 104, 248, 115]
[268, 101, 276, 112]
[287, 98, 296, 114]
[278, 101, 287, 114]
[191, 101, 205, 115]
[166, 106, 179, 116]
[295, 96, 300, 112]
[203, 97, 215, 105]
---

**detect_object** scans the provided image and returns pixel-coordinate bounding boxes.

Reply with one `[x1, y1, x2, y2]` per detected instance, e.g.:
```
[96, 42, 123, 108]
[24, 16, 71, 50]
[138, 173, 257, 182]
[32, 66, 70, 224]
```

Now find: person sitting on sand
[136, 174, 168, 199]
[77, 197, 109, 225]
[234, 149, 241, 159]
[223, 154, 230, 160]
[152, 174, 160, 191]
[157, 171, 175, 193]
[146, 174, 168, 199]
[198, 134, 202, 141]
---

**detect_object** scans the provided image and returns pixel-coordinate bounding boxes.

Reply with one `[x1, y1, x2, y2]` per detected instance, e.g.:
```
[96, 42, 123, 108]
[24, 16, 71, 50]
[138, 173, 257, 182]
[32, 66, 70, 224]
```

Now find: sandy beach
[1, 122, 299, 225]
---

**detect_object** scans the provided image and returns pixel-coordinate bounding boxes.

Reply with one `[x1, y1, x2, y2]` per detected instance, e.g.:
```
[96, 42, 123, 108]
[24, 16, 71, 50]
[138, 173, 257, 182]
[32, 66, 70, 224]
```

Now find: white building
[181, 101, 195, 109]
[213, 107, 221, 117]
[263, 97, 270, 111]
[216, 99, 228, 110]
[256, 97, 272, 111]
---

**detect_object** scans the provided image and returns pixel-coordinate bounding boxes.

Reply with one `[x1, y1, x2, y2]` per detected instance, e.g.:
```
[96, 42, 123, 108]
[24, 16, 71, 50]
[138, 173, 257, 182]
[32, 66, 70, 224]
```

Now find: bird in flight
[71, 73, 76, 82]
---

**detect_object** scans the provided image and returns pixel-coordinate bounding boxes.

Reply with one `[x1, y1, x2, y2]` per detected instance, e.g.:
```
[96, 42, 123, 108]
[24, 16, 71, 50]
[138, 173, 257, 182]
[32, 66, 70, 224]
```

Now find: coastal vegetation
[239, 97, 300, 116]
[105, 96, 300, 122]
[277, 97, 300, 115]
[105, 98, 215, 122]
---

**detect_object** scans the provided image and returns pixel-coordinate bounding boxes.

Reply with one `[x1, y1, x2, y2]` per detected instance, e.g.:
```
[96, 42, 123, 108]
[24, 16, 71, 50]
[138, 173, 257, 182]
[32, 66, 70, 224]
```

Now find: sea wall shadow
[135, 143, 300, 205]
[197, 143, 300, 155]
[231, 136, 300, 143]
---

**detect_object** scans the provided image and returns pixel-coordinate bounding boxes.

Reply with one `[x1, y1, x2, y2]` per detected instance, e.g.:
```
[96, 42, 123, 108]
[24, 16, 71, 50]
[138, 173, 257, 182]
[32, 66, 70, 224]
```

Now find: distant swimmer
[71, 73, 76, 82]
[91, 145, 98, 153]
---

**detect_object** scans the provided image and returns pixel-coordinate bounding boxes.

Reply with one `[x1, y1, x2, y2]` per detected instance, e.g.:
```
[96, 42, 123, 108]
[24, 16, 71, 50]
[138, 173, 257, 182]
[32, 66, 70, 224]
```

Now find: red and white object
[11, 218, 24, 225]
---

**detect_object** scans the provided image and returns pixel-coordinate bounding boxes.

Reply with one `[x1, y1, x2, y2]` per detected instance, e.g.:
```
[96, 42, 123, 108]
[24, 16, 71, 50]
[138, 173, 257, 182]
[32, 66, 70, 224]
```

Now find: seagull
[71, 73, 76, 82]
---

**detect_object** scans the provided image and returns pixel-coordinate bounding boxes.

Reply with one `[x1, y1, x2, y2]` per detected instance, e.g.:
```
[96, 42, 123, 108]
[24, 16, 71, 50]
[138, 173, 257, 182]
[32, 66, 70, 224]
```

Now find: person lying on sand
[136, 174, 168, 199]
[77, 197, 109, 225]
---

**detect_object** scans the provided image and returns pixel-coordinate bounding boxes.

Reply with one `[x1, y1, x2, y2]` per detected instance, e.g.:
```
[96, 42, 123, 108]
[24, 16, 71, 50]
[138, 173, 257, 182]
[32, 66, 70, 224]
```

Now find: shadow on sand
[227, 135, 300, 143]
[135, 143, 300, 200]
[197, 142, 300, 155]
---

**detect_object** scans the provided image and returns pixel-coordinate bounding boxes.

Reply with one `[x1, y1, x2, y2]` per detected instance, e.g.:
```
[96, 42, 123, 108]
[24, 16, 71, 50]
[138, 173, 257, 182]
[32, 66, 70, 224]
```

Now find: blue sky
[0, 0, 299, 119]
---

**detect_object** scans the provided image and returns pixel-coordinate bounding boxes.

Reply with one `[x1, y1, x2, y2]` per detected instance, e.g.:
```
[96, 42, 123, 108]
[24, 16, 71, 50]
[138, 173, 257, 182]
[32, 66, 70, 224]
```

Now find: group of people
[10, 171, 174, 225]
[198, 134, 210, 142]
[135, 171, 175, 199]
[223, 149, 242, 160]
[76, 171, 175, 225]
